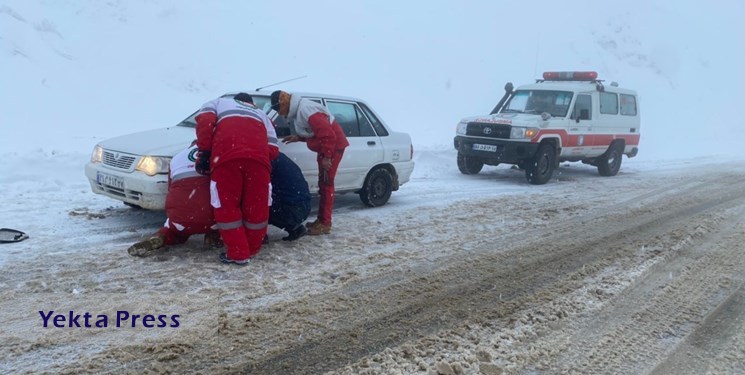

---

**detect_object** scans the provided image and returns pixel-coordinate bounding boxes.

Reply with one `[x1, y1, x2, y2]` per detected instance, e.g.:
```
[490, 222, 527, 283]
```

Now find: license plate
[97, 172, 124, 189]
[472, 143, 498, 152]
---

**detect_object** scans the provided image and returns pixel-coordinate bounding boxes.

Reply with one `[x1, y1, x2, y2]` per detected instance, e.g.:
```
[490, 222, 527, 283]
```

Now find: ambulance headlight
[510, 127, 539, 139]
[456, 121, 468, 135]
[136, 156, 171, 176]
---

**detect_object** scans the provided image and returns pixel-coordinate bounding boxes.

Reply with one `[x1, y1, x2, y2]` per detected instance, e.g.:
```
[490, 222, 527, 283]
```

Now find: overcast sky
[1, 0, 743, 159]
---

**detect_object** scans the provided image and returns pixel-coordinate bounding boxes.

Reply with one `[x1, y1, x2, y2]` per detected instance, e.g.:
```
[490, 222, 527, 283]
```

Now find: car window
[620, 94, 637, 116]
[252, 95, 271, 111]
[251, 95, 293, 135]
[356, 106, 376, 136]
[176, 112, 198, 128]
[572, 94, 592, 120]
[326, 101, 377, 137]
[176, 94, 293, 135]
[600, 92, 619, 114]
[359, 103, 389, 136]
[306, 97, 323, 104]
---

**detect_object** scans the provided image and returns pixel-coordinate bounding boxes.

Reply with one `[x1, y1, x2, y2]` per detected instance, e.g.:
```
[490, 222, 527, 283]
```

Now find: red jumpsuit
[287, 96, 349, 226]
[196, 96, 279, 261]
[158, 145, 215, 245]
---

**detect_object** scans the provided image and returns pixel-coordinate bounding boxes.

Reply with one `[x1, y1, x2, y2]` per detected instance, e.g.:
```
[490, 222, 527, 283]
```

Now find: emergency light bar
[543, 71, 598, 81]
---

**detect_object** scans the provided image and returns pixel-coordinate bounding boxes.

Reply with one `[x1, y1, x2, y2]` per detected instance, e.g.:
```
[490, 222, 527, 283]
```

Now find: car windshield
[176, 94, 273, 128]
[501, 90, 573, 118]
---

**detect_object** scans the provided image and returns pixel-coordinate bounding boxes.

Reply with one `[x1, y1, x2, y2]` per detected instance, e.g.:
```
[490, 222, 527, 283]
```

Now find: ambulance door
[596, 91, 624, 152]
[568, 93, 594, 156]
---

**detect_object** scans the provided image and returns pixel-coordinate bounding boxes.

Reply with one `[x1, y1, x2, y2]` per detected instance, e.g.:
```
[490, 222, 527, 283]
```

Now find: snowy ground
[1, 148, 745, 374]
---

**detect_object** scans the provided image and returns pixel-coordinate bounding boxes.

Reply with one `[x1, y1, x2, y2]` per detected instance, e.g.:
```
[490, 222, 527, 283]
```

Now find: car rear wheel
[597, 144, 623, 176]
[457, 152, 484, 175]
[525, 143, 556, 185]
[359, 167, 393, 207]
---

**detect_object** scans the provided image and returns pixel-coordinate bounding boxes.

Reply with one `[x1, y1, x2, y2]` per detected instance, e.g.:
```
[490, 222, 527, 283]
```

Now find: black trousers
[269, 200, 311, 231]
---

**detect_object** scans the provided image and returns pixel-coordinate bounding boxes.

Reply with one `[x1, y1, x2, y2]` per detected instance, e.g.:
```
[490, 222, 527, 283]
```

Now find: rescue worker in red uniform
[270, 90, 349, 235]
[127, 142, 221, 257]
[195, 93, 279, 265]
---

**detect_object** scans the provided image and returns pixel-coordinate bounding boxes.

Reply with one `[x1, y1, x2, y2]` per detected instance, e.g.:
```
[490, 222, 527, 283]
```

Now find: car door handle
[367, 141, 376, 146]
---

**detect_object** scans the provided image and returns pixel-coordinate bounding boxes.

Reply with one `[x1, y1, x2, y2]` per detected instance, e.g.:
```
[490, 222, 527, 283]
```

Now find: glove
[320, 156, 333, 172]
[195, 150, 211, 175]
[282, 135, 302, 144]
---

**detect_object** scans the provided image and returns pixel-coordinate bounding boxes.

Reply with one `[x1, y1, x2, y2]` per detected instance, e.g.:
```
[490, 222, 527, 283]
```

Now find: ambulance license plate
[472, 143, 498, 152]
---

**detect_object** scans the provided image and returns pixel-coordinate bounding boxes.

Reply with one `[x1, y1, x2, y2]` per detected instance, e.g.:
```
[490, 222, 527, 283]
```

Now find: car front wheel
[457, 152, 484, 175]
[525, 143, 556, 185]
[359, 167, 393, 207]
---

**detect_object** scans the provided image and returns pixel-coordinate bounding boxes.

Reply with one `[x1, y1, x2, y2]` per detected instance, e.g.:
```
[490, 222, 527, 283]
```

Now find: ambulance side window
[620, 94, 637, 116]
[572, 94, 592, 120]
[600, 92, 619, 114]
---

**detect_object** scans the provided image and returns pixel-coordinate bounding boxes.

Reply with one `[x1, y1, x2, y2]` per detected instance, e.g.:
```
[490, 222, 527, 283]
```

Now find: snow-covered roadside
[1, 146, 740, 267]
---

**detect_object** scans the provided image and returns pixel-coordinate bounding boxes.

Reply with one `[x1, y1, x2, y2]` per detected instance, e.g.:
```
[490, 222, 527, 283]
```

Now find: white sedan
[85, 91, 415, 209]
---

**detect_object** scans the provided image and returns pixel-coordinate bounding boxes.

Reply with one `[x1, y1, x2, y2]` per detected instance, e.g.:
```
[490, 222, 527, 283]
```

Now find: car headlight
[136, 156, 171, 176]
[456, 121, 468, 135]
[90, 145, 103, 163]
[510, 127, 539, 139]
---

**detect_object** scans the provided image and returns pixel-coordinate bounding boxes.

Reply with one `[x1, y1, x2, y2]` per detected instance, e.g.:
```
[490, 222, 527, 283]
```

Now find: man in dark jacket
[269, 152, 311, 241]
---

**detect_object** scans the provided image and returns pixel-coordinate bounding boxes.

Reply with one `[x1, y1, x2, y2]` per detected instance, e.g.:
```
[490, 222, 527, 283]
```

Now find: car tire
[457, 152, 484, 175]
[525, 143, 556, 185]
[359, 167, 393, 207]
[597, 143, 623, 176]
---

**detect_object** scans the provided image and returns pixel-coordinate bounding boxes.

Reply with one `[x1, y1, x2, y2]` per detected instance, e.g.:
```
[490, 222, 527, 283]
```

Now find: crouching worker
[269, 152, 311, 241]
[128, 142, 221, 257]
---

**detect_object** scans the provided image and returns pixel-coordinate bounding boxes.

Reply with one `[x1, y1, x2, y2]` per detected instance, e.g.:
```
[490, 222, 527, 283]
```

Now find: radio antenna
[533, 35, 540, 79]
[254, 75, 308, 91]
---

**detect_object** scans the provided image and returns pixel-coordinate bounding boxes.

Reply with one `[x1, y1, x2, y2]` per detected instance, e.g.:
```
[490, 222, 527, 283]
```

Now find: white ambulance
[454, 71, 640, 184]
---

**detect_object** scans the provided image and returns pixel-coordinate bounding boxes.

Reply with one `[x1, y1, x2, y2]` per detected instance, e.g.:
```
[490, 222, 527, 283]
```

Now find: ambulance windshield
[501, 90, 574, 118]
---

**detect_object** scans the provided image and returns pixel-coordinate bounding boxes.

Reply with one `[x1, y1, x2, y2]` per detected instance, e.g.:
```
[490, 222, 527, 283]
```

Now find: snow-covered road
[1, 149, 744, 374]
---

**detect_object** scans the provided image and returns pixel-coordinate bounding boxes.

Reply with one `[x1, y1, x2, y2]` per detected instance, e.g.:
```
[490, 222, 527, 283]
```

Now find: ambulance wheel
[597, 144, 623, 176]
[360, 167, 393, 207]
[457, 152, 484, 175]
[525, 143, 555, 185]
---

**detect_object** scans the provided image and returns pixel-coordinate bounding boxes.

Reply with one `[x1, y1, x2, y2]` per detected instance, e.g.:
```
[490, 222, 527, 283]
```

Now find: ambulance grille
[466, 122, 511, 139]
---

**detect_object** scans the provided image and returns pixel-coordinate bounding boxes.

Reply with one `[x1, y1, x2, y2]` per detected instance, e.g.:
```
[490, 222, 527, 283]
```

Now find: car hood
[460, 113, 544, 127]
[98, 126, 196, 157]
